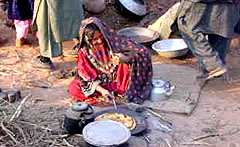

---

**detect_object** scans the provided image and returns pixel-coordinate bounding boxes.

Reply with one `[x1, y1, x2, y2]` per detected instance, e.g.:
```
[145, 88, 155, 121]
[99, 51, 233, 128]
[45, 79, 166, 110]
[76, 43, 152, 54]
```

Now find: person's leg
[14, 19, 31, 47]
[32, 0, 62, 70]
[147, 2, 181, 39]
[184, 31, 227, 79]
[191, 31, 224, 71]
[180, 32, 209, 79]
[208, 34, 229, 65]
[178, 16, 226, 78]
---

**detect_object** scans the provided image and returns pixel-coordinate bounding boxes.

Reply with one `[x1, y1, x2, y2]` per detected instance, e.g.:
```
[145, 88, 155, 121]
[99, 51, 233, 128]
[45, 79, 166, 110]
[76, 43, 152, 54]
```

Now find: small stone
[0, 92, 8, 101]
[7, 89, 21, 103]
[7, 91, 16, 103]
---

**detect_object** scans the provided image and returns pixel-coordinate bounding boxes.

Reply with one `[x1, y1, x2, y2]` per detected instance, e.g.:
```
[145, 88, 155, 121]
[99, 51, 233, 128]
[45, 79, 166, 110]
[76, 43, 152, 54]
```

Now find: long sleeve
[76, 49, 100, 96]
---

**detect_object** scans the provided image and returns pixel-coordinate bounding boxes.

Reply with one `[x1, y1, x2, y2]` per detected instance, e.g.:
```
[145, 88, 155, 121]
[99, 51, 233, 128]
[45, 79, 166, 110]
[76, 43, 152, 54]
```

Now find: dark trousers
[176, 1, 232, 72]
[178, 19, 228, 72]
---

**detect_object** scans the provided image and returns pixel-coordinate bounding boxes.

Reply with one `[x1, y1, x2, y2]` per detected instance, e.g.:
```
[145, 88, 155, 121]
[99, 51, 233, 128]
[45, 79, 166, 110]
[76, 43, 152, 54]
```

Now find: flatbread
[95, 113, 136, 130]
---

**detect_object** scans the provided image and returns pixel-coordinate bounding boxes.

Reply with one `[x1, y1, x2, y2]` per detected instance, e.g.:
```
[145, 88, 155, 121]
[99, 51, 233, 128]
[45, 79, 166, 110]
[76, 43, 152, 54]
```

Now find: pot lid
[71, 102, 89, 111]
[83, 120, 131, 146]
[118, 0, 147, 16]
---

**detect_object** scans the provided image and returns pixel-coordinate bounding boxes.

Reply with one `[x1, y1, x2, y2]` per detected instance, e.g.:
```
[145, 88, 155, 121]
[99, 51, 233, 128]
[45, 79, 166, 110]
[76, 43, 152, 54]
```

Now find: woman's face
[92, 31, 104, 46]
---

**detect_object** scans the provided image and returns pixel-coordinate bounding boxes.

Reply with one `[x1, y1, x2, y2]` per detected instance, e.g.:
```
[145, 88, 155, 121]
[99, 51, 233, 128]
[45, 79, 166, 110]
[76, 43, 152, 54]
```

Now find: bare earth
[1, 1, 240, 147]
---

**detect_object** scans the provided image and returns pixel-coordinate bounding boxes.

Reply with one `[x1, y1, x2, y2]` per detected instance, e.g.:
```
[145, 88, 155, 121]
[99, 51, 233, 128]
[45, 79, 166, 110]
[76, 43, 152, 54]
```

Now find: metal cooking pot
[117, 27, 159, 46]
[63, 102, 94, 134]
[115, 0, 147, 20]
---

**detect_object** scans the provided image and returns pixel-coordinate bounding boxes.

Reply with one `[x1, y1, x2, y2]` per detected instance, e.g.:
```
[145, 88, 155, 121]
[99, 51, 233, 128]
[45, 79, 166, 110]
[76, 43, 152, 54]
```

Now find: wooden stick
[181, 141, 211, 146]
[9, 94, 31, 122]
[13, 123, 28, 145]
[63, 138, 74, 147]
[0, 135, 8, 141]
[146, 108, 172, 125]
[164, 138, 172, 147]
[14, 49, 22, 62]
[19, 120, 52, 132]
[0, 96, 16, 109]
[192, 134, 220, 142]
[0, 121, 19, 144]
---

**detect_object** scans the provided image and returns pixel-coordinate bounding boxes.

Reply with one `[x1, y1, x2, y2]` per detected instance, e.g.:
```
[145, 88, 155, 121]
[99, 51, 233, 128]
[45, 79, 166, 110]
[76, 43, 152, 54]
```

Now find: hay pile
[0, 95, 86, 147]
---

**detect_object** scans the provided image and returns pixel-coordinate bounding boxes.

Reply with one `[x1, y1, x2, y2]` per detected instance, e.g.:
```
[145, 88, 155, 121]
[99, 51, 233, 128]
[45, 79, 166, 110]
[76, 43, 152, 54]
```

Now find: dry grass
[0, 96, 87, 147]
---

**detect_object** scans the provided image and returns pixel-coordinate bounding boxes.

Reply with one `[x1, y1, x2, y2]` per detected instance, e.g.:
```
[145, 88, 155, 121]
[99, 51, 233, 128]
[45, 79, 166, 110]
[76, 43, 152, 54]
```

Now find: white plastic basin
[152, 39, 189, 58]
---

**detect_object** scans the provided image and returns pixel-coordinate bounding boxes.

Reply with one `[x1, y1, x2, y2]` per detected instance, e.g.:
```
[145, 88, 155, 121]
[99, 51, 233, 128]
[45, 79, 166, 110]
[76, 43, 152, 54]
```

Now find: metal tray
[83, 120, 131, 146]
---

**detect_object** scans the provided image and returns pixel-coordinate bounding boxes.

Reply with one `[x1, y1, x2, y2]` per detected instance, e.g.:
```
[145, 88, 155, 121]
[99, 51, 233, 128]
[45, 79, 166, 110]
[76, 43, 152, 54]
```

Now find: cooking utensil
[82, 120, 131, 146]
[152, 39, 189, 58]
[126, 102, 173, 127]
[63, 102, 94, 134]
[151, 79, 175, 101]
[145, 108, 173, 132]
[117, 27, 159, 46]
[107, 94, 118, 111]
[94, 106, 147, 135]
[115, 0, 147, 20]
[112, 98, 118, 111]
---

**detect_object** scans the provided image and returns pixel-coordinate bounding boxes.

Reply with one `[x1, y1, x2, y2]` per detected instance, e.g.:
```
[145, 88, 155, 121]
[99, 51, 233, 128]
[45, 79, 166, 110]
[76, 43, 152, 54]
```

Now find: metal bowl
[115, 0, 147, 19]
[117, 27, 159, 45]
[152, 39, 189, 58]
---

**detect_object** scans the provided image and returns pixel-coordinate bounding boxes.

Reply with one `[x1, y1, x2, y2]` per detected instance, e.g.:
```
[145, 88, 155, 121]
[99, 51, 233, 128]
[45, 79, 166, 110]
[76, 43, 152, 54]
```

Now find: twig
[0, 95, 17, 109]
[143, 135, 150, 143]
[0, 99, 16, 110]
[49, 139, 57, 147]
[181, 141, 211, 146]
[0, 121, 19, 144]
[163, 138, 172, 147]
[13, 123, 28, 145]
[9, 94, 31, 122]
[14, 49, 22, 62]
[146, 108, 172, 125]
[59, 134, 71, 138]
[0, 135, 8, 141]
[19, 120, 52, 132]
[192, 134, 220, 142]
[63, 138, 74, 147]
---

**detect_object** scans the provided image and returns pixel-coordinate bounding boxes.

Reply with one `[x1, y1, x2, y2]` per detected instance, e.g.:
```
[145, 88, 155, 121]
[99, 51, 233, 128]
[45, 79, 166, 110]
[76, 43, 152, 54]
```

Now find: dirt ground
[1, 1, 240, 147]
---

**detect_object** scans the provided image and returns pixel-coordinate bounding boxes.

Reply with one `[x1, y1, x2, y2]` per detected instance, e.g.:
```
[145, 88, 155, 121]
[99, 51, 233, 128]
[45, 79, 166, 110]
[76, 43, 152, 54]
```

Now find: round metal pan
[93, 106, 147, 135]
[114, 0, 147, 20]
[117, 27, 159, 46]
[83, 120, 131, 146]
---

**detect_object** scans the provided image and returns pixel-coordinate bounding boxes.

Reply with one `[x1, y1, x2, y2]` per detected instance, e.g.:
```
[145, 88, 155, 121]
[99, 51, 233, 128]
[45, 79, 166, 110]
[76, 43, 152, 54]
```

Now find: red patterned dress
[68, 17, 152, 105]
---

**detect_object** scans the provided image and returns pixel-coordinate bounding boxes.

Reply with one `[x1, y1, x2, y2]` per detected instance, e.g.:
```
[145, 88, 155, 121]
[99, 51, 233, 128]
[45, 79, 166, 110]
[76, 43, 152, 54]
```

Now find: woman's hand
[96, 85, 113, 102]
[112, 53, 130, 65]
[112, 54, 120, 65]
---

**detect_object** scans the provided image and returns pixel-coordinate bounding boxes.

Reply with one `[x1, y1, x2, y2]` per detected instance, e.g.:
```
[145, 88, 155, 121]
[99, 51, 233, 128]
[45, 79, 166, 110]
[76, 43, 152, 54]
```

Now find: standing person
[7, 0, 34, 47]
[68, 17, 152, 105]
[32, 0, 84, 70]
[177, 0, 240, 80]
